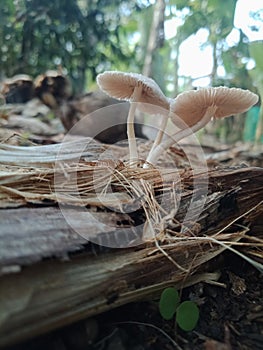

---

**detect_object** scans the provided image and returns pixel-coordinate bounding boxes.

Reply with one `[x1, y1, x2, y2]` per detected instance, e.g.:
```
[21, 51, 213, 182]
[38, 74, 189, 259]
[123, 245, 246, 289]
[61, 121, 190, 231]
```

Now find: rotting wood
[0, 231, 246, 348]
[0, 168, 262, 347]
[0, 167, 262, 268]
[0, 207, 133, 268]
[0, 141, 262, 347]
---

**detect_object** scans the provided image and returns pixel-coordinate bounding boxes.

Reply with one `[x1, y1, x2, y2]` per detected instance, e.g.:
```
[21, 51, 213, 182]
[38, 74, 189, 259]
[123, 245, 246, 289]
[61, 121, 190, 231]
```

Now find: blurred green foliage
[0, 0, 262, 127]
[0, 0, 148, 92]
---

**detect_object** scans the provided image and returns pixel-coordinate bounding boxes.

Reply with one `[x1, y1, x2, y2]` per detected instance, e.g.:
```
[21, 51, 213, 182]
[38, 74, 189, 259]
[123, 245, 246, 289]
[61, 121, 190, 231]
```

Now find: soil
[7, 252, 263, 350]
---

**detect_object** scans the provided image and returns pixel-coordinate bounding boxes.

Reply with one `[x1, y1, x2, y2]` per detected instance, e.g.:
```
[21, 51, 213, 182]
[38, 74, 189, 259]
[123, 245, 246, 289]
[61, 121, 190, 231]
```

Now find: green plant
[159, 287, 180, 320]
[176, 300, 200, 331]
[159, 287, 200, 331]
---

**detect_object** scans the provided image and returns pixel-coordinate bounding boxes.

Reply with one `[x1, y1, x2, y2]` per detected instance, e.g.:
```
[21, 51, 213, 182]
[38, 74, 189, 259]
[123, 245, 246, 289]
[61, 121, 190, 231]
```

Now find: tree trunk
[255, 103, 263, 145]
[211, 40, 218, 85]
[142, 0, 166, 78]
[173, 35, 181, 97]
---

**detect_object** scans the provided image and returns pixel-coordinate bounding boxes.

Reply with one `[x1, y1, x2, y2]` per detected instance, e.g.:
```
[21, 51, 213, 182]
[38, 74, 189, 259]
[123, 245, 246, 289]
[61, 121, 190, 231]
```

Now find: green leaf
[159, 288, 180, 320]
[176, 301, 199, 331]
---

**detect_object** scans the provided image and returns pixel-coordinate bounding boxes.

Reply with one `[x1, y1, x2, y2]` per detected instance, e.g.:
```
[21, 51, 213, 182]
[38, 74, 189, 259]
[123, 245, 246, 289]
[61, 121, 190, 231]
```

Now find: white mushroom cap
[96, 71, 170, 112]
[97, 71, 171, 164]
[146, 86, 258, 166]
[170, 86, 259, 127]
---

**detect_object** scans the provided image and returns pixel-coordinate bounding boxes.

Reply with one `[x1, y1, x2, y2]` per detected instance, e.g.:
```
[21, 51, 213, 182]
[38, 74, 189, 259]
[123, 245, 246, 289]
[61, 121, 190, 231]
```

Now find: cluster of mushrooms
[97, 71, 259, 167]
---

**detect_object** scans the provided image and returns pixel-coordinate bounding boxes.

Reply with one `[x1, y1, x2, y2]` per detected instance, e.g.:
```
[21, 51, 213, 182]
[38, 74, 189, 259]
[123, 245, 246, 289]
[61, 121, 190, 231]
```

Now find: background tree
[0, 0, 147, 92]
[142, 0, 165, 79]
[160, 0, 261, 142]
[0, 0, 261, 143]
[249, 41, 263, 144]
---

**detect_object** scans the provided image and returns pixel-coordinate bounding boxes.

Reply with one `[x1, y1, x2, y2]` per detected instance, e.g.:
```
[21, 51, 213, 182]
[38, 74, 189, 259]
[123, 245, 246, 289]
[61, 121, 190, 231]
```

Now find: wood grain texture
[0, 166, 262, 347]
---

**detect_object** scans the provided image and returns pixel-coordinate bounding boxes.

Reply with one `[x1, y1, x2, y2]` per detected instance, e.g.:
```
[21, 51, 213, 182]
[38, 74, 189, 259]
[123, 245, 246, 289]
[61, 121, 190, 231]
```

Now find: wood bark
[0, 165, 262, 347]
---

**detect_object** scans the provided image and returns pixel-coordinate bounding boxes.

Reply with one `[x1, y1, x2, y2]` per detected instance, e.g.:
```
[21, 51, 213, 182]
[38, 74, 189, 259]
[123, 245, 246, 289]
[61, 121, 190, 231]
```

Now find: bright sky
[165, 0, 263, 87]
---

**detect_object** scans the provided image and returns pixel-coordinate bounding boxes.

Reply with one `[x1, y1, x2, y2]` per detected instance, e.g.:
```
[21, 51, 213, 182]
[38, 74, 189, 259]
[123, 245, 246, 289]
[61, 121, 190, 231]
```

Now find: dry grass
[0, 139, 262, 273]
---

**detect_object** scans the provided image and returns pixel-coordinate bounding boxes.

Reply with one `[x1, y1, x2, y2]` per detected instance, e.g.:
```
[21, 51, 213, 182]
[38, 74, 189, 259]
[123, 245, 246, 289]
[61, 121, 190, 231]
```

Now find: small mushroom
[146, 86, 259, 165]
[96, 71, 170, 163]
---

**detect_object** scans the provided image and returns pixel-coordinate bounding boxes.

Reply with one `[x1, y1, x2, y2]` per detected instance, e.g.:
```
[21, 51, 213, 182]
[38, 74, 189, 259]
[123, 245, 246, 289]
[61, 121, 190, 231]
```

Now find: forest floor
[7, 252, 263, 350]
[1, 99, 263, 350]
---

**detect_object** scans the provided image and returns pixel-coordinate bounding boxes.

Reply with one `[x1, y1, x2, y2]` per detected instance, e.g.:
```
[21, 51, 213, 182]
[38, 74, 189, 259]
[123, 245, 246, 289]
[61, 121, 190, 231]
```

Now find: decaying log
[0, 167, 262, 267]
[0, 140, 262, 348]
[0, 240, 228, 348]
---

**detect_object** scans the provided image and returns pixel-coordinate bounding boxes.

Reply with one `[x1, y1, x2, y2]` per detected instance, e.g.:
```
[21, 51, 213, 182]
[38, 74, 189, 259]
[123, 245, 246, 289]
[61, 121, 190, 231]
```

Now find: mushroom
[96, 71, 170, 163]
[146, 86, 259, 165]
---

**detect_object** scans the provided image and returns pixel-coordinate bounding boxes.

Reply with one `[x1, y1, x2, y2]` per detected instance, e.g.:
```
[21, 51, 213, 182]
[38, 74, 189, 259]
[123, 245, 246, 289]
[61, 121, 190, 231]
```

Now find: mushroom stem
[127, 84, 143, 163]
[146, 105, 217, 165]
[145, 111, 171, 166]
